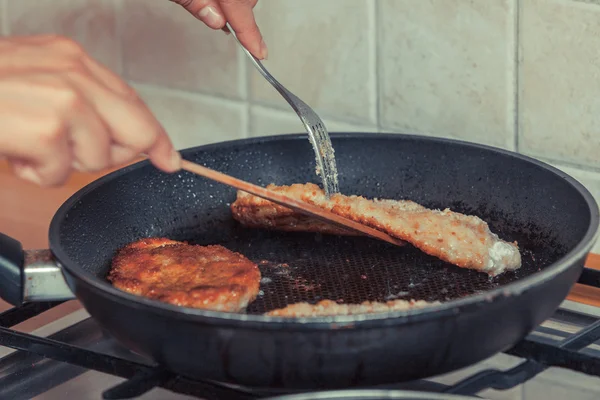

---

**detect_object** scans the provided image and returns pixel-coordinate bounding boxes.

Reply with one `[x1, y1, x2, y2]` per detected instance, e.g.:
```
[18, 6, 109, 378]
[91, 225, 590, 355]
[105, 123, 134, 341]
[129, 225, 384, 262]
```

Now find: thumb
[170, 0, 226, 30]
[220, 0, 267, 59]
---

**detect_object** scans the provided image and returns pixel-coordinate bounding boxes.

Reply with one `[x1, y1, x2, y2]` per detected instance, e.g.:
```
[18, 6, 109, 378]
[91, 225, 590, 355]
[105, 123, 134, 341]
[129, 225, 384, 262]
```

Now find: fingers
[14, 136, 71, 187]
[173, 0, 266, 60]
[52, 39, 178, 172]
[1, 105, 73, 186]
[10, 158, 67, 187]
[67, 94, 112, 172]
[170, 0, 225, 29]
[80, 56, 136, 98]
[0, 35, 135, 99]
[0, 78, 108, 184]
[51, 36, 136, 98]
[197, 1, 226, 29]
[62, 65, 181, 172]
[0, 35, 181, 188]
[8, 159, 43, 185]
[219, 0, 266, 59]
[146, 133, 182, 173]
[110, 144, 138, 167]
[31, 37, 172, 171]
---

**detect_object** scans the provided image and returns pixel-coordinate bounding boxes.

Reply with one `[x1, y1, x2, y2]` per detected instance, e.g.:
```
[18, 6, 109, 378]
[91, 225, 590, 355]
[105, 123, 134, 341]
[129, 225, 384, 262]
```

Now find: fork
[225, 22, 340, 197]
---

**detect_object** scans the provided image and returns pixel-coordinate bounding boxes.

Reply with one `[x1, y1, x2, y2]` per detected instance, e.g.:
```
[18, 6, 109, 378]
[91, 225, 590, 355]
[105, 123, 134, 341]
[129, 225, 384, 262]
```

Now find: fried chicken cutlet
[266, 299, 436, 317]
[228, 195, 359, 236]
[107, 238, 261, 312]
[231, 183, 521, 276]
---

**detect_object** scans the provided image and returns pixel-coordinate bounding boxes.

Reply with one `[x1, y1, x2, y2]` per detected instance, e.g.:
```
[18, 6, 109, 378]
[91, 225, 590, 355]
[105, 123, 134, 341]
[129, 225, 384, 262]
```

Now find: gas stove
[1, 269, 600, 400]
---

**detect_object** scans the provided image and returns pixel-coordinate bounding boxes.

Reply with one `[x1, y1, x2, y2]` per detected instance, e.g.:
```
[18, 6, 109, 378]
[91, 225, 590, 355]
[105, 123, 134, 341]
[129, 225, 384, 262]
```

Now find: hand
[171, 0, 267, 59]
[0, 35, 181, 187]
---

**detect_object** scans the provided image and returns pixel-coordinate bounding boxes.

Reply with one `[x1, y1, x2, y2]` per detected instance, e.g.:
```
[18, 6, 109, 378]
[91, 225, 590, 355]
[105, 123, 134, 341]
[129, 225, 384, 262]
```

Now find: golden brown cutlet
[231, 183, 521, 276]
[107, 238, 261, 312]
[265, 299, 435, 317]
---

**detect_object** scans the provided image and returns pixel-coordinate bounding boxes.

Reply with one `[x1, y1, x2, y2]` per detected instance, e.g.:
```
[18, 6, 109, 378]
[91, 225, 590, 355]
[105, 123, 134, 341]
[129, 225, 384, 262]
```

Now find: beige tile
[249, 105, 378, 137]
[523, 367, 600, 400]
[248, 0, 376, 123]
[121, 0, 243, 99]
[377, 129, 425, 135]
[549, 163, 600, 253]
[379, 0, 516, 150]
[7, 0, 119, 72]
[132, 84, 246, 150]
[323, 119, 378, 134]
[519, 0, 600, 168]
[570, 0, 600, 6]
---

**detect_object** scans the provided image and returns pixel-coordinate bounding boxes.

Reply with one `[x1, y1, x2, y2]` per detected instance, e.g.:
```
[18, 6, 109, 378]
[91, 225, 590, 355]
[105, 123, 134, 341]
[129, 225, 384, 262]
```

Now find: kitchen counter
[0, 159, 139, 327]
[0, 159, 138, 249]
[1, 158, 599, 326]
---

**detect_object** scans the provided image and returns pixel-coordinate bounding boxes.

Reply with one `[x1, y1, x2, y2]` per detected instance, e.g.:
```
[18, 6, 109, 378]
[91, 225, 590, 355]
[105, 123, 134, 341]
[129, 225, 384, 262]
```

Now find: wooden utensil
[180, 160, 404, 247]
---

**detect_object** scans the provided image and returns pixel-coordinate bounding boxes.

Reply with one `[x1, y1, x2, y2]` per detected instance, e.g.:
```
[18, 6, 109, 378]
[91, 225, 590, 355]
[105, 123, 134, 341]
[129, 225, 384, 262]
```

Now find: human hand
[0, 35, 181, 187]
[171, 0, 267, 59]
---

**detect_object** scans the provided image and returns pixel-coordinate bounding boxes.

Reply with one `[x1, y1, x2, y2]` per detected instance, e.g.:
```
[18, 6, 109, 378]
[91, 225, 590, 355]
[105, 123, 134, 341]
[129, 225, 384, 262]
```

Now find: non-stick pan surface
[44, 133, 598, 388]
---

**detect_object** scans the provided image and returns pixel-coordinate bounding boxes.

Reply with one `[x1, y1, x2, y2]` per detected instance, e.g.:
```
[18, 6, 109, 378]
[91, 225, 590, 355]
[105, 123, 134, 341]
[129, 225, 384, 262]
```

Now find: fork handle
[225, 23, 339, 197]
[225, 23, 301, 113]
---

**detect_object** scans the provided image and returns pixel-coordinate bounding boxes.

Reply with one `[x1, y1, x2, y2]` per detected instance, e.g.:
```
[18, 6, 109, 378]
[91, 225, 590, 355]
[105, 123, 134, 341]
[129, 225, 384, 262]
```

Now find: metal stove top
[1, 271, 600, 400]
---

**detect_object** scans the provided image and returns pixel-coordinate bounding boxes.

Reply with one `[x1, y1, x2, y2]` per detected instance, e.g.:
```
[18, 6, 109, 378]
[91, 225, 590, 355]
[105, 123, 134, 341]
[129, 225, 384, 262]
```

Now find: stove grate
[0, 270, 599, 399]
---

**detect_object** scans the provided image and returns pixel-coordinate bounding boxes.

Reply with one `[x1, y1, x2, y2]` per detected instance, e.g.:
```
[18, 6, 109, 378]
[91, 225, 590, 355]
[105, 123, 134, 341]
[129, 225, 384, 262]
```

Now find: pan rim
[49, 132, 600, 328]
[262, 388, 479, 400]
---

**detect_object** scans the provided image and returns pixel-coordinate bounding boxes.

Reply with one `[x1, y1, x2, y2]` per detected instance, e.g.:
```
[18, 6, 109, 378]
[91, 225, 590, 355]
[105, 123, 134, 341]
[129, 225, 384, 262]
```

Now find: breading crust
[107, 238, 261, 312]
[265, 299, 436, 317]
[231, 183, 521, 276]
[230, 193, 358, 236]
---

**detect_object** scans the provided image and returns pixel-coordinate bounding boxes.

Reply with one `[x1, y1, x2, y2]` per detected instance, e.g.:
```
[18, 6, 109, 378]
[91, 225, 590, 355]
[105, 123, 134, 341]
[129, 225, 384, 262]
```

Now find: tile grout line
[240, 48, 250, 139]
[250, 97, 376, 126]
[251, 102, 377, 129]
[129, 79, 377, 132]
[374, 0, 384, 132]
[513, 0, 521, 153]
[1, 0, 9, 36]
[368, 0, 378, 129]
[129, 80, 249, 106]
[113, 0, 124, 77]
[538, 156, 600, 175]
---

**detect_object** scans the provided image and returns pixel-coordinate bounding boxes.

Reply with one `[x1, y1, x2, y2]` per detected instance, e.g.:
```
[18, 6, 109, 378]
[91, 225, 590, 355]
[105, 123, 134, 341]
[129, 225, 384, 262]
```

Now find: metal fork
[225, 23, 339, 197]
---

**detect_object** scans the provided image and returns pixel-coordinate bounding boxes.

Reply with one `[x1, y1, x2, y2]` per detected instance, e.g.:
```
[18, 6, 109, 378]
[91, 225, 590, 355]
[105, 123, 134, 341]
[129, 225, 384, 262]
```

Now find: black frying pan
[0, 133, 598, 390]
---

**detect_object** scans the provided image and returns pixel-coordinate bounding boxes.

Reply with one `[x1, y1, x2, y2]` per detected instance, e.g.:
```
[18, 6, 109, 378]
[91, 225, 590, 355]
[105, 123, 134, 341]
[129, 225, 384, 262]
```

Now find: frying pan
[0, 133, 598, 390]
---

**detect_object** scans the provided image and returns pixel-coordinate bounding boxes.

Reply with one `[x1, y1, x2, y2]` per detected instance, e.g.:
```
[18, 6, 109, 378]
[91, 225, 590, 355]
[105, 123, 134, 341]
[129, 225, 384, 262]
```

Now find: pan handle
[0, 232, 75, 306]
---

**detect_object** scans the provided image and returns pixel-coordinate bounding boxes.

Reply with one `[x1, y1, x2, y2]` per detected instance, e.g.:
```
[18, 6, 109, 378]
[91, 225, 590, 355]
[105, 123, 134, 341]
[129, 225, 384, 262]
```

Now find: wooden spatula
[180, 160, 404, 247]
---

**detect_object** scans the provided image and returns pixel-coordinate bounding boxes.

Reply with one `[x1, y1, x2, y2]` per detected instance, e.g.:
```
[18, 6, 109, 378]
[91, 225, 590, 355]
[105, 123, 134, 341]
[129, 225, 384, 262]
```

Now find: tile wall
[5, 0, 598, 199]
[3, 1, 599, 221]
[2, 1, 600, 398]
